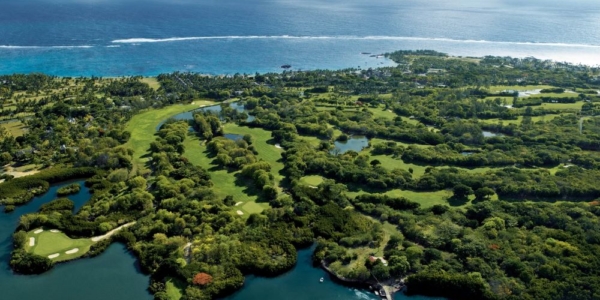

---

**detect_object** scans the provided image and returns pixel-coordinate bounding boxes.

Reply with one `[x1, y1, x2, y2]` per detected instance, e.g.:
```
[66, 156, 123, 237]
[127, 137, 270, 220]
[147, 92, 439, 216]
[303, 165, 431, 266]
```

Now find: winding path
[91, 222, 136, 242]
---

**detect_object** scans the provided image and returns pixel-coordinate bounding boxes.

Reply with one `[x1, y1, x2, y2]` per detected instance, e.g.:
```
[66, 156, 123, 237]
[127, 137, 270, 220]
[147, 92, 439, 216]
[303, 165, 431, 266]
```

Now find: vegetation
[56, 183, 81, 196]
[2, 52, 600, 300]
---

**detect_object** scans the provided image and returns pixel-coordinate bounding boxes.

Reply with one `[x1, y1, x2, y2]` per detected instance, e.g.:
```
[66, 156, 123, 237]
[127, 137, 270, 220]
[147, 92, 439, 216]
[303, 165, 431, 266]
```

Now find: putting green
[26, 230, 93, 262]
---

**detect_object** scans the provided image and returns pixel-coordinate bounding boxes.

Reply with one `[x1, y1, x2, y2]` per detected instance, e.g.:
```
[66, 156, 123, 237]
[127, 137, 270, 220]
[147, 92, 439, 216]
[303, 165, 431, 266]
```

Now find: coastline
[320, 260, 404, 300]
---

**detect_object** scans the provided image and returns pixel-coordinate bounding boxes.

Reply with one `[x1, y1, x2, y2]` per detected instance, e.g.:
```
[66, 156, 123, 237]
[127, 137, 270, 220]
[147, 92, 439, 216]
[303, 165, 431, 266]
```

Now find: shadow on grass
[234, 173, 269, 203]
[447, 195, 470, 207]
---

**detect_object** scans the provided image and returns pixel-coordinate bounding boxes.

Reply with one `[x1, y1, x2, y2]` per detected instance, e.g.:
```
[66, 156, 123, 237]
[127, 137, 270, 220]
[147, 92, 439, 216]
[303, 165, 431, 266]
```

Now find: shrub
[193, 273, 213, 286]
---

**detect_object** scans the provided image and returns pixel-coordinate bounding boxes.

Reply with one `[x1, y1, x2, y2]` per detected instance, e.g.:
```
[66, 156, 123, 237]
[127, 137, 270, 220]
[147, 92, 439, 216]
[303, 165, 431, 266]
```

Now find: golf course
[24, 223, 135, 262]
[25, 229, 92, 262]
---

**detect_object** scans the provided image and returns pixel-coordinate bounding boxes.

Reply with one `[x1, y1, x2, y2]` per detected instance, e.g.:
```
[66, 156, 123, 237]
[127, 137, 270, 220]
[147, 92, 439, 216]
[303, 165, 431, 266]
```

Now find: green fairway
[487, 85, 554, 92]
[140, 77, 161, 90]
[26, 229, 93, 262]
[539, 102, 583, 110]
[181, 124, 282, 215]
[182, 135, 260, 211]
[0, 120, 27, 137]
[347, 188, 463, 208]
[300, 175, 324, 186]
[125, 101, 215, 170]
[223, 123, 285, 184]
[530, 92, 579, 99]
[478, 114, 562, 125]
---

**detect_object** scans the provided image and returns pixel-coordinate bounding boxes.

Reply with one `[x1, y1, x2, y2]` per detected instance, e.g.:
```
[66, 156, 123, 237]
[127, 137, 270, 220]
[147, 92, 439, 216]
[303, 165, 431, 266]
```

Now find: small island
[56, 183, 81, 196]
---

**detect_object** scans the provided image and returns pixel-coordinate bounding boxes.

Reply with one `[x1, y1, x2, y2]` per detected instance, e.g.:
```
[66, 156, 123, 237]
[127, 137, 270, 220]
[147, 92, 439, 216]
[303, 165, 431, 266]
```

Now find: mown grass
[347, 188, 466, 208]
[539, 102, 583, 110]
[478, 114, 562, 125]
[182, 124, 282, 215]
[182, 136, 259, 210]
[26, 230, 93, 262]
[0, 120, 27, 137]
[530, 92, 579, 99]
[125, 101, 215, 170]
[165, 277, 185, 300]
[223, 123, 285, 184]
[140, 77, 161, 90]
[487, 85, 554, 92]
[300, 175, 324, 186]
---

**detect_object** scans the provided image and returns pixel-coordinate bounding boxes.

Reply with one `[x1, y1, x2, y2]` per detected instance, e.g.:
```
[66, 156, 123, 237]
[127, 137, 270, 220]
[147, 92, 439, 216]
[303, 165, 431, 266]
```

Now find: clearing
[125, 101, 215, 170]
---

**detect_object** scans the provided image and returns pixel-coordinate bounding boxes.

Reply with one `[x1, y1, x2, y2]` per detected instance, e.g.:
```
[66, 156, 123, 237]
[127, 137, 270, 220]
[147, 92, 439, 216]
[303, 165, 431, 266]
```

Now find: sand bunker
[48, 253, 59, 259]
[236, 210, 244, 215]
[34, 229, 43, 234]
[235, 202, 243, 206]
[50, 229, 60, 233]
[65, 248, 79, 255]
[275, 144, 282, 149]
[29, 237, 35, 246]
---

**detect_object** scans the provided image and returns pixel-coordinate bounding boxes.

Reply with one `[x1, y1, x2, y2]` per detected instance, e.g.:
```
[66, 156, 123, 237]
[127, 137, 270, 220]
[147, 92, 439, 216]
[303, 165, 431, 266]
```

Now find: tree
[0, 152, 12, 165]
[474, 187, 495, 201]
[453, 184, 473, 200]
[193, 273, 213, 286]
[370, 159, 381, 167]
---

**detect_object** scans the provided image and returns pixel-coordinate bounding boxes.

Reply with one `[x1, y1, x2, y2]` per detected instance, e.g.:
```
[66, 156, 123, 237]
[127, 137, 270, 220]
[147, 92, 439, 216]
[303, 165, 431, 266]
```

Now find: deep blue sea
[0, 0, 600, 76]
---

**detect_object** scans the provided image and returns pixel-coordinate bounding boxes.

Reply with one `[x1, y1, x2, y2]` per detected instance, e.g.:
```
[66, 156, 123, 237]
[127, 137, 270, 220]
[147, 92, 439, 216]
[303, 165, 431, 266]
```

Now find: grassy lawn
[125, 101, 215, 170]
[481, 96, 513, 102]
[165, 277, 185, 300]
[182, 128, 275, 215]
[347, 188, 466, 208]
[478, 114, 562, 125]
[0, 120, 27, 137]
[539, 102, 583, 110]
[300, 175, 324, 186]
[140, 77, 161, 90]
[26, 229, 93, 262]
[367, 107, 396, 120]
[487, 85, 554, 92]
[222, 123, 285, 184]
[530, 92, 579, 99]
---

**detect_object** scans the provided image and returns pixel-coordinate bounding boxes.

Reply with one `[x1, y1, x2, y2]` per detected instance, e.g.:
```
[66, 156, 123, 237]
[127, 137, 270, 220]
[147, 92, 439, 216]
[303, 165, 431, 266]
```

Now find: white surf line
[90, 222, 136, 242]
[110, 36, 600, 48]
[236, 210, 244, 215]
[235, 202, 243, 206]
[48, 253, 59, 259]
[29, 237, 35, 246]
[34, 229, 44, 234]
[65, 248, 79, 255]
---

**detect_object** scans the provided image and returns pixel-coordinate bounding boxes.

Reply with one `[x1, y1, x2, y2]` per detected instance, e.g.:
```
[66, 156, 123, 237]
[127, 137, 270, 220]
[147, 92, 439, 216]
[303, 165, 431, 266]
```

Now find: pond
[156, 101, 254, 130]
[224, 133, 244, 141]
[482, 130, 502, 137]
[332, 136, 370, 154]
[226, 245, 446, 300]
[0, 181, 152, 300]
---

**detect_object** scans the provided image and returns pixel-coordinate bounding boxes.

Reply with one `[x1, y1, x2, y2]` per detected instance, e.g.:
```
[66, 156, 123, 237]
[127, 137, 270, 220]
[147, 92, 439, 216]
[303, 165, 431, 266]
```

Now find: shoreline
[320, 261, 404, 300]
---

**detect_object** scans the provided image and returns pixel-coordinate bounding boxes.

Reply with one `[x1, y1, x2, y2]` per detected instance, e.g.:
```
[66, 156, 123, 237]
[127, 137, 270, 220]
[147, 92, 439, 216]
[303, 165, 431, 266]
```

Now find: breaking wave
[110, 35, 600, 48]
[0, 45, 93, 49]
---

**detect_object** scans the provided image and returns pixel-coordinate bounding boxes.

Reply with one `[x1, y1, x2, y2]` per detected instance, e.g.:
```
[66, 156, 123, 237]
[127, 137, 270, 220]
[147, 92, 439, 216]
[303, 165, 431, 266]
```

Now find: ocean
[0, 0, 599, 76]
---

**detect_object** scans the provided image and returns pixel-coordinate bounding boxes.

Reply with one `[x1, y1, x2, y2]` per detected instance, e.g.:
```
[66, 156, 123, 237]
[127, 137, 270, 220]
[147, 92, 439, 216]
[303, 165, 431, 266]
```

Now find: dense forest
[2, 51, 600, 300]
